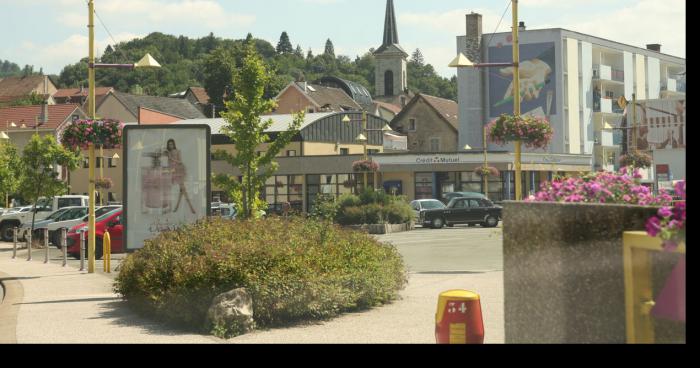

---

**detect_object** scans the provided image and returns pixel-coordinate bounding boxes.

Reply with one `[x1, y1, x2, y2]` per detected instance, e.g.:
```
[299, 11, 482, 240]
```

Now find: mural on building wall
[624, 98, 686, 150]
[124, 126, 210, 250]
[489, 42, 557, 119]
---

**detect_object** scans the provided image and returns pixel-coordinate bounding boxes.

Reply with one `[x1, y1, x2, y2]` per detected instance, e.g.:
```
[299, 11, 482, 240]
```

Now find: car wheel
[484, 216, 499, 228]
[431, 218, 445, 229]
[0, 224, 15, 242]
[53, 231, 64, 250]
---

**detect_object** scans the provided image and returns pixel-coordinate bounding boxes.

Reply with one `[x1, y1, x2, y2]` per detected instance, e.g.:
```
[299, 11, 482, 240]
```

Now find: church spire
[382, 0, 399, 46]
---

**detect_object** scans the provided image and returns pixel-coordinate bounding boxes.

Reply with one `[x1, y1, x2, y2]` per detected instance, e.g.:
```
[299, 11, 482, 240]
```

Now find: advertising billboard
[488, 42, 557, 119]
[123, 125, 211, 251]
[624, 98, 686, 150]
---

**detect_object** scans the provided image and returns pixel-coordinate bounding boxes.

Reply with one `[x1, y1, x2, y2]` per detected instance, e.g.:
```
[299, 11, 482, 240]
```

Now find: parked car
[0, 195, 89, 241]
[65, 209, 123, 260]
[421, 196, 502, 229]
[49, 205, 121, 247]
[410, 199, 447, 223]
[211, 203, 237, 220]
[441, 192, 488, 205]
[18, 207, 73, 242]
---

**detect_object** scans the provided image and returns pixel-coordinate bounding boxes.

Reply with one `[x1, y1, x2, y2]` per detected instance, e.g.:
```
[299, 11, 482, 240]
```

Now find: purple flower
[646, 217, 662, 237]
[658, 207, 673, 218]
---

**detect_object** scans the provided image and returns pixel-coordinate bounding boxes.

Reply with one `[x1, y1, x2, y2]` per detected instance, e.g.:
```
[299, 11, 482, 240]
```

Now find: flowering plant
[646, 181, 686, 252]
[528, 167, 673, 206]
[343, 179, 357, 188]
[475, 166, 500, 178]
[95, 177, 113, 190]
[619, 150, 652, 169]
[61, 119, 123, 151]
[352, 160, 379, 172]
[487, 114, 553, 150]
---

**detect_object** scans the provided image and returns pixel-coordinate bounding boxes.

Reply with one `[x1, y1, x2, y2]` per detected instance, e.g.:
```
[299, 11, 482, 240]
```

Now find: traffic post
[62, 228, 68, 267]
[435, 290, 484, 344]
[26, 232, 32, 261]
[44, 228, 49, 264]
[12, 227, 17, 259]
[79, 230, 85, 272]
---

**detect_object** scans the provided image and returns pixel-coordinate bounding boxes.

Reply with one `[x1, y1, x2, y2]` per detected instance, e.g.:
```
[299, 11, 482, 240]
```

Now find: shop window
[287, 150, 297, 157]
[340, 148, 349, 156]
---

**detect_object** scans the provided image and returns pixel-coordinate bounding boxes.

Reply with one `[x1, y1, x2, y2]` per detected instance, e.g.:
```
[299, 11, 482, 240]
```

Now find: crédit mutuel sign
[415, 156, 462, 164]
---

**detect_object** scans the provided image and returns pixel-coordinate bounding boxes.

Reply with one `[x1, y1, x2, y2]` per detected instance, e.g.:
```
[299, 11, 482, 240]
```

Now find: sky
[0, 0, 686, 79]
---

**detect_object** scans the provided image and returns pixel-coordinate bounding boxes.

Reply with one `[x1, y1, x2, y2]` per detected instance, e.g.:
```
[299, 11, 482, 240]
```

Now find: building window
[430, 138, 440, 152]
[409, 118, 417, 131]
[384, 70, 394, 96]
[368, 149, 380, 155]
[108, 158, 117, 168]
[287, 150, 297, 157]
[339, 148, 349, 156]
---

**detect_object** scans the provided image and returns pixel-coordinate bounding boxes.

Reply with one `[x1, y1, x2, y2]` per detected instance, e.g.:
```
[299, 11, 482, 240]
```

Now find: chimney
[40, 101, 49, 124]
[519, 21, 526, 31]
[466, 12, 482, 40]
[646, 44, 662, 52]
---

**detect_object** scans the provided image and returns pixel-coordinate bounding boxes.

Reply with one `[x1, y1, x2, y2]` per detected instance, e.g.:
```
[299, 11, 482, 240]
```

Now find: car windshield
[422, 201, 446, 209]
[47, 209, 69, 220]
[97, 209, 121, 222]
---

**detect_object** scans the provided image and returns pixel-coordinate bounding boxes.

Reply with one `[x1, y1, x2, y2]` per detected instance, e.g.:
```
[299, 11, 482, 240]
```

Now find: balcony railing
[593, 64, 624, 82]
[593, 97, 624, 114]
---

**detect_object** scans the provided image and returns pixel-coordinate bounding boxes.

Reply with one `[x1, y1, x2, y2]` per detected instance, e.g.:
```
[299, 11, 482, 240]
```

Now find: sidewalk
[0, 242, 504, 344]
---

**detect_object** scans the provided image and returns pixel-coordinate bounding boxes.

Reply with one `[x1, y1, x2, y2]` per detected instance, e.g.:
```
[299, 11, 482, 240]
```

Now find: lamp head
[464, 144, 473, 150]
[382, 124, 393, 132]
[112, 153, 120, 160]
[0, 131, 9, 140]
[342, 115, 351, 124]
[134, 53, 161, 68]
[449, 53, 474, 68]
[355, 133, 368, 142]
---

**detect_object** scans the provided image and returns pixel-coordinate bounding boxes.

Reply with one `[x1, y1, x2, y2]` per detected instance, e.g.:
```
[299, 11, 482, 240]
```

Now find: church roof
[374, 0, 408, 57]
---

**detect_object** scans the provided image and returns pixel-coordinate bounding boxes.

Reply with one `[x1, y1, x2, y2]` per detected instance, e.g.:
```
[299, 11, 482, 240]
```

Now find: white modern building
[456, 14, 686, 176]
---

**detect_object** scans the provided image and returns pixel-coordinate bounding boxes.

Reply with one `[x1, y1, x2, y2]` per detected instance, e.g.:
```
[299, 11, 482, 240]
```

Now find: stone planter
[345, 223, 414, 235]
[503, 201, 684, 343]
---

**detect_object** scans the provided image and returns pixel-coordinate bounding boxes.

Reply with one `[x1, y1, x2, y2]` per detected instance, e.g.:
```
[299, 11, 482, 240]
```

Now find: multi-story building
[456, 14, 685, 180]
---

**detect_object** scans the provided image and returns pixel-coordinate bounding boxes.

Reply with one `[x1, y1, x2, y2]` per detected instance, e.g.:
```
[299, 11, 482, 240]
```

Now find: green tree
[294, 45, 304, 58]
[10, 92, 46, 107]
[276, 31, 293, 54]
[18, 134, 79, 234]
[324, 39, 335, 58]
[0, 142, 21, 207]
[411, 49, 425, 66]
[213, 44, 304, 219]
[202, 46, 240, 117]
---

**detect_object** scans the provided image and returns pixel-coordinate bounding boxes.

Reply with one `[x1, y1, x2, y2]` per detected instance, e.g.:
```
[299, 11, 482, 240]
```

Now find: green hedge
[114, 217, 408, 338]
[334, 189, 414, 225]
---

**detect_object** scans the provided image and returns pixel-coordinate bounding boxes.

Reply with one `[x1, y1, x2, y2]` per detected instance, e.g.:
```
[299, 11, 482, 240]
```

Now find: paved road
[376, 225, 503, 273]
[1, 226, 504, 343]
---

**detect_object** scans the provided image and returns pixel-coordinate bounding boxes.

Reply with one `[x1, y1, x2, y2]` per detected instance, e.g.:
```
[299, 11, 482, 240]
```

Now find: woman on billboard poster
[164, 139, 196, 214]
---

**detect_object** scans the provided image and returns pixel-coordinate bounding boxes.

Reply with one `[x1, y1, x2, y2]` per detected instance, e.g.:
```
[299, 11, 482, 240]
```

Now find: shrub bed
[114, 217, 408, 338]
[334, 189, 414, 225]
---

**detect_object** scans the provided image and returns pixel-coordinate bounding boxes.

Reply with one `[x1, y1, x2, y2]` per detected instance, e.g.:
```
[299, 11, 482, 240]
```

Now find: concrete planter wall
[503, 201, 684, 344]
[346, 223, 414, 235]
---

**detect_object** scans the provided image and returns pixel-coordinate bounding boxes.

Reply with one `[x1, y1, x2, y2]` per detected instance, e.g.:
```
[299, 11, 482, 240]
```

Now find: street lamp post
[0, 131, 9, 208]
[450, 0, 523, 200]
[342, 112, 393, 190]
[86, 0, 159, 273]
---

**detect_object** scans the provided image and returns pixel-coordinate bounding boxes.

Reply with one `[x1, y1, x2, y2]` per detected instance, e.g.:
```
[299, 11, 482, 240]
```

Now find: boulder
[206, 288, 255, 338]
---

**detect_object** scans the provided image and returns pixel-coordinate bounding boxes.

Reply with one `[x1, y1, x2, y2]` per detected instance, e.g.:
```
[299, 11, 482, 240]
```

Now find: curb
[0, 270, 23, 343]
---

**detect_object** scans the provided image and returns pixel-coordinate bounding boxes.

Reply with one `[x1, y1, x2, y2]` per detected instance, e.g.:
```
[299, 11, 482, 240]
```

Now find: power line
[484, 0, 512, 51]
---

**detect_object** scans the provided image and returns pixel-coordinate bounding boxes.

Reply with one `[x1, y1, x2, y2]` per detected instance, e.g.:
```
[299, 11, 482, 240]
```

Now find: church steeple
[374, 0, 408, 98]
[383, 0, 399, 47]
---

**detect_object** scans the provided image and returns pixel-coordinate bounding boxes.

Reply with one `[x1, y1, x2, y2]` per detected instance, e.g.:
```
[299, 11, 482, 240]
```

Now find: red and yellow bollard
[436, 290, 484, 344]
[103, 231, 111, 273]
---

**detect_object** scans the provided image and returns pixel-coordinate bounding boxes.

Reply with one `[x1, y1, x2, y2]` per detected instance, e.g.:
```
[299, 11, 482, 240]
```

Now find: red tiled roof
[373, 100, 402, 114]
[0, 75, 47, 97]
[187, 87, 210, 104]
[53, 87, 113, 99]
[0, 104, 83, 130]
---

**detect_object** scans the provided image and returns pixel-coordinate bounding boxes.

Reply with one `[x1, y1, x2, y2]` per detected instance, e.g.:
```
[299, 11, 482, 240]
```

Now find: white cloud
[532, 0, 685, 57]
[19, 32, 142, 75]
[58, 0, 255, 30]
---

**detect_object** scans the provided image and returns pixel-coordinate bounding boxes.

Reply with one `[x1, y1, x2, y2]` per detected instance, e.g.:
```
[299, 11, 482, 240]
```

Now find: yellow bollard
[103, 231, 111, 273]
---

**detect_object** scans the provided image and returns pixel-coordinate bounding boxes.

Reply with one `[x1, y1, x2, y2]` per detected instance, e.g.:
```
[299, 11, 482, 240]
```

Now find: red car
[66, 209, 123, 260]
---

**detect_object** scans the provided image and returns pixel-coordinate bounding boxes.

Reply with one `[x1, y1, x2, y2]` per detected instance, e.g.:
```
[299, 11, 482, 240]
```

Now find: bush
[382, 201, 414, 224]
[363, 203, 383, 225]
[359, 188, 392, 206]
[115, 217, 408, 338]
[338, 193, 362, 210]
[310, 194, 339, 222]
[337, 206, 365, 226]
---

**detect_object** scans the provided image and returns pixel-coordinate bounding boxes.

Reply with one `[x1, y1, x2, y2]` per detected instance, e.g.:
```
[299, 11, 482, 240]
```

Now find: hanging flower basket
[61, 119, 123, 151]
[95, 177, 113, 190]
[352, 160, 379, 172]
[487, 114, 553, 150]
[619, 150, 653, 169]
[475, 166, 500, 178]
